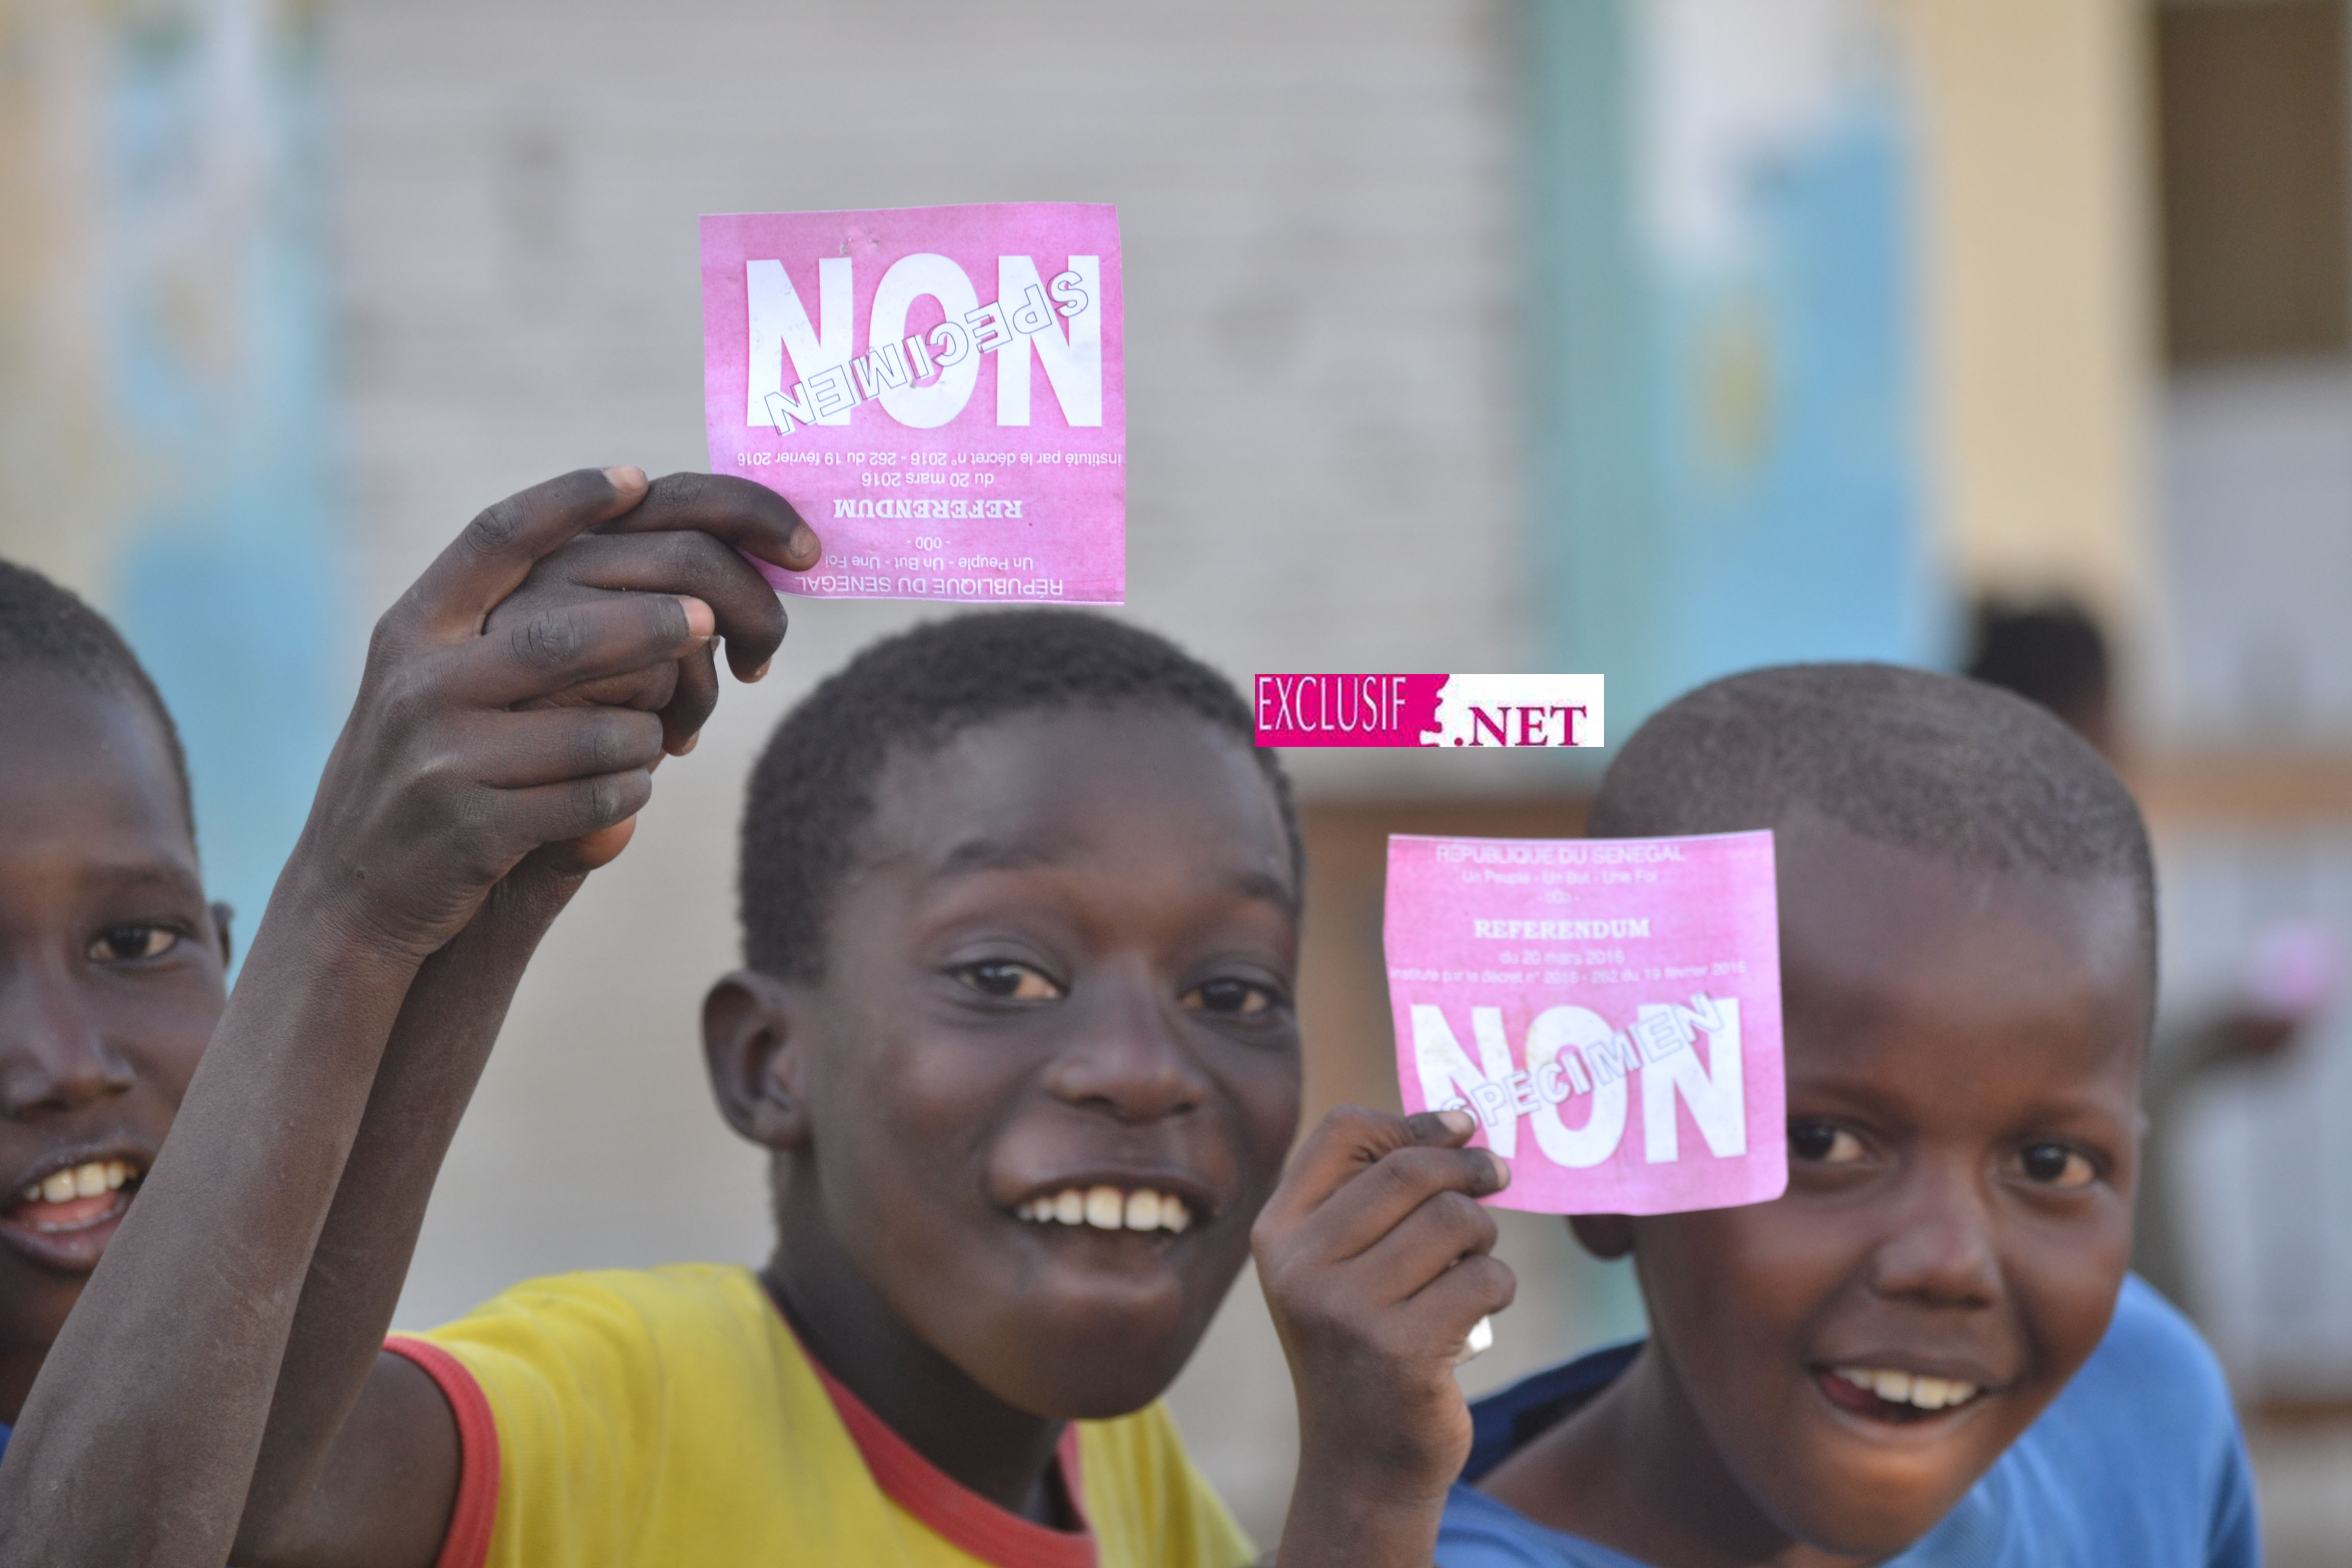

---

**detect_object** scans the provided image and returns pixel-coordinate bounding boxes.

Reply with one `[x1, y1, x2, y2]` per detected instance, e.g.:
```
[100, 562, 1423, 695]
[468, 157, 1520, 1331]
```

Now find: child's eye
[1181, 978, 1278, 1016]
[1789, 1121, 1867, 1165]
[87, 926, 181, 963]
[2015, 1142, 2097, 1189]
[953, 961, 1063, 1001]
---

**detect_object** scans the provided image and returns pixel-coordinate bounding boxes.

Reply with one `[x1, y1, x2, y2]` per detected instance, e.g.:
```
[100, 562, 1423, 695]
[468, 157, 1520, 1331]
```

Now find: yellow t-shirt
[384, 1263, 1256, 1568]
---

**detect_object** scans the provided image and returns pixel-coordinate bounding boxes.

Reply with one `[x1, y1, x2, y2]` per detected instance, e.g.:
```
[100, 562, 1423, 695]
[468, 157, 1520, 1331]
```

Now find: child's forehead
[1775, 813, 2150, 1066]
[855, 706, 1290, 886]
[0, 671, 190, 842]
[876, 705, 1262, 822]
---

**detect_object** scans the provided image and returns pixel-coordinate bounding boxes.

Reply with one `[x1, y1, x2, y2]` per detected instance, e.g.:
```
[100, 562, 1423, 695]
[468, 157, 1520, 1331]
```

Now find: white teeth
[1833, 1365, 1980, 1412]
[17, 1161, 138, 1210]
[1016, 1186, 1198, 1233]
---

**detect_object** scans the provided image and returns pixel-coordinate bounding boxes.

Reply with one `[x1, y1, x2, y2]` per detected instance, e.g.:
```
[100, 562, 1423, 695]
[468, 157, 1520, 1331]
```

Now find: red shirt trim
[792, 1326, 1096, 1568]
[384, 1335, 500, 1568]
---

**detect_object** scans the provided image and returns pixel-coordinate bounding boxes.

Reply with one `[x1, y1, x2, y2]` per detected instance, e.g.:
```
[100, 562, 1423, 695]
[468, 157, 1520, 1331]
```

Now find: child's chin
[978, 1287, 1204, 1418]
[1761, 1428, 1995, 1557]
[995, 1349, 1192, 1423]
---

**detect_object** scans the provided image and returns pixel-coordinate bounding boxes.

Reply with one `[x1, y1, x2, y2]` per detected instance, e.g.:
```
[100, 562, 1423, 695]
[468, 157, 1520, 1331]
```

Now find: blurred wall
[1527, 0, 1938, 734]
[0, 0, 341, 953]
[1893, 0, 2160, 663]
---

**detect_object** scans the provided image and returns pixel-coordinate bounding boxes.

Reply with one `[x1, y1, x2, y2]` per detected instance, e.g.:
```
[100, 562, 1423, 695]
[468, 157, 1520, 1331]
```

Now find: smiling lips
[1015, 1185, 1194, 1234]
[1824, 1363, 1983, 1417]
[9, 1158, 137, 1234]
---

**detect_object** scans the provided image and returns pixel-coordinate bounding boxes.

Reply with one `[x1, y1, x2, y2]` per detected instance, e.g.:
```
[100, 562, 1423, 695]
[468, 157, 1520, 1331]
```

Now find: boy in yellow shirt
[361, 611, 1304, 1568]
[9, 564, 1510, 1567]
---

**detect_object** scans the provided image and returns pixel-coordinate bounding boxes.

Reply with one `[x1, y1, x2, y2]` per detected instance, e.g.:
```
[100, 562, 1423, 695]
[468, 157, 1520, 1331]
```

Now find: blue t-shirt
[1440, 1276, 2259, 1567]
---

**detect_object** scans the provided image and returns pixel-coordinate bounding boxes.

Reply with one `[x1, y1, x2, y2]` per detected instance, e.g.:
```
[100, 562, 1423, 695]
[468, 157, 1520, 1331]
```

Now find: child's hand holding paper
[1255, 1106, 1516, 1568]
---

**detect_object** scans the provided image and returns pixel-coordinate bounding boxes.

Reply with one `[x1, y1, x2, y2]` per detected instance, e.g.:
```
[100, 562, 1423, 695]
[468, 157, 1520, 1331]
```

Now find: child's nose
[1866, 1154, 2002, 1307]
[1042, 979, 1211, 1125]
[0, 962, 137, 1116]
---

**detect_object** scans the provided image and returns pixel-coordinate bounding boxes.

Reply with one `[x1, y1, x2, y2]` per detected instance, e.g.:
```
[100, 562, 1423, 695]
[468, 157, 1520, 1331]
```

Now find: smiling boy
[1260, 663, 2256, 1567]
[0, 564, 230, 1449]
[347, 614, 1309, 1566]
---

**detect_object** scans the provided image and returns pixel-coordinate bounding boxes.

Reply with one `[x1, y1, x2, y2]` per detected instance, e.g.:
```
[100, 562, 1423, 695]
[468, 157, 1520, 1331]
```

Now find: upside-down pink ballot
[702, 203, 1124, 604]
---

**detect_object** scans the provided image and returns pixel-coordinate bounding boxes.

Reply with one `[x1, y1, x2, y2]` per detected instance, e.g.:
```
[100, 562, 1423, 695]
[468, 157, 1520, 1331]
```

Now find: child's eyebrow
[933, 837, 1065, 878]
[71, 859, 206, 903]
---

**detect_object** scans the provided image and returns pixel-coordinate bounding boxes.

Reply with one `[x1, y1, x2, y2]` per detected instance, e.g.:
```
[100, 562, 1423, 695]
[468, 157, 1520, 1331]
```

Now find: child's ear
[210, 902, 235, 970]
[1569, 1213, 1634, 1259]
[702, 969, 812, 1150]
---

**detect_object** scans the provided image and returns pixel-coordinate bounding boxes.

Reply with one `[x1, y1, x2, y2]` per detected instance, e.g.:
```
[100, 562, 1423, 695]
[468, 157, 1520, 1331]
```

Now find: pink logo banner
[1385, 830, 1786, 1215]
[1255, 673, 1605, 748]
[702, 203, 1124, 604]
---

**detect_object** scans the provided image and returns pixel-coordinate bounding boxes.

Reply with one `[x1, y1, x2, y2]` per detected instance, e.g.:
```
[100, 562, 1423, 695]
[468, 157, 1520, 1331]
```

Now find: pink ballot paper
[701, 203, 1124, 603]
[1386, 831, 1787, 1215]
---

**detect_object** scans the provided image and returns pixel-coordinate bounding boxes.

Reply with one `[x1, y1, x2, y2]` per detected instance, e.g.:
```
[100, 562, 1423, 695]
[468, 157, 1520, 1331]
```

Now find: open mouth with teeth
[1014, 1185, 1195, 1235]
[7, 1159, 140, 1236]
[1819, 1364, 1984, 1423]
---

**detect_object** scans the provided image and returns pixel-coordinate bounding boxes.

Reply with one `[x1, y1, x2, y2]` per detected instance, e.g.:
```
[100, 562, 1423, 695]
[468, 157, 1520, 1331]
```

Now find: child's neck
[1481, 1345, 1863, 1568]
[761, 1223, 1072, 1528]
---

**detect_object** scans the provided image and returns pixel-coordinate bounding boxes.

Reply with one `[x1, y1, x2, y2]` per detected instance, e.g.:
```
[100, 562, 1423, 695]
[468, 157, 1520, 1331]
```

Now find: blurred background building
[4, 0, 2352, 1553]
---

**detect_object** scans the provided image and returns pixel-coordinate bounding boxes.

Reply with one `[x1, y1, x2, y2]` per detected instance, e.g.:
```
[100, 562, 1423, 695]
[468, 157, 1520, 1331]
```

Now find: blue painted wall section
[1524, 0, 1940, 738]
[99, 4, 340, 977]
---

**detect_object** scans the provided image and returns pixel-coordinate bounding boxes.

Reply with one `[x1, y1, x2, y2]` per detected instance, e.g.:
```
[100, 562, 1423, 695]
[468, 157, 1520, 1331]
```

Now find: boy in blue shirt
[1255, 663, 2257, 1567]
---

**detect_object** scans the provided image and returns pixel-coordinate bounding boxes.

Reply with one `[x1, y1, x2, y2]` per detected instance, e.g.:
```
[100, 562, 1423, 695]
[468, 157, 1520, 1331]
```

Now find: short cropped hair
[740, 609, 1301, 982]
[0, 559, 193, 834]
[1590, 662, 2153, 950]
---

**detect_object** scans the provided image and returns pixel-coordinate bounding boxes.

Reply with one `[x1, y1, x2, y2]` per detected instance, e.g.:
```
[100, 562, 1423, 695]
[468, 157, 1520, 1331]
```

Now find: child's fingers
[598, 471, 821, 577]
[659, 642, 722, 756]
[1405, 1254, 1517, 1357]
[1257, 1105, 1462, 1235]
[1342, 1187, 1503, 1308]
[517, 529, 788, 683]
[489, 767, 656, 853]
[402, 467, 651, 637]
[1289, 1141, 1507, 1268]
[458, 594, 714, 710]
[468, 708, 667, 790]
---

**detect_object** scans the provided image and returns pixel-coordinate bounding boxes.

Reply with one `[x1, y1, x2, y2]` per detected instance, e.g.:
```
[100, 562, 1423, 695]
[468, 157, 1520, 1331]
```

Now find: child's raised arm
[1255, 1106, 1516, 1568]
[0, 468, 815, 1568]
